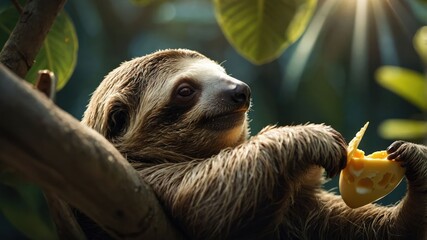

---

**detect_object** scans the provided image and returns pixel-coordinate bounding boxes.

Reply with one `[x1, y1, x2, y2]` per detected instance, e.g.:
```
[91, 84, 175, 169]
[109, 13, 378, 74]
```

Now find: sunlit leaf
[379, 119, 427, 140]
[214, 0, 317, 64]
[414, 26, 427, 64]
[25, 11, 78, 91]
[376, 66, 427, 111]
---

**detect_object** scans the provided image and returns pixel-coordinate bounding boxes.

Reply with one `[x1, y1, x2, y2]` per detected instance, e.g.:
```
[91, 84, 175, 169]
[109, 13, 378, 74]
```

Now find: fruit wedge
[339, 122, 405, 208]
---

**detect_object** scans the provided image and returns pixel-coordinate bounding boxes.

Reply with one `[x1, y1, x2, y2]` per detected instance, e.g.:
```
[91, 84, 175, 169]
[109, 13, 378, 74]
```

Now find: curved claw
[386, 141, 409, 168]
[387, 140, 406, 157]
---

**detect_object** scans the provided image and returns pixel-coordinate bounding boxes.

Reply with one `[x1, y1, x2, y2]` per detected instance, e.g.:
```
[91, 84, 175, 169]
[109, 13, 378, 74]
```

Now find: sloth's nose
[231, 82, 251, 105]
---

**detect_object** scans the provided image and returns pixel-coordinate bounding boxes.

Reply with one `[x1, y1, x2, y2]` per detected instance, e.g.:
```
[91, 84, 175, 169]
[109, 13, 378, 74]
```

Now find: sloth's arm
[303, 142, 427, 239]
[141, 124, 346, 239]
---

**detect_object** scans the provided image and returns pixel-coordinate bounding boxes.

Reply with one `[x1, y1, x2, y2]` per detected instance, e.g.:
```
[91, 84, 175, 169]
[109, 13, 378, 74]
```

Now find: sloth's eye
[178, 86, 194, 97]
[173, 82, 198, 106]
[177, 83, 195, 98]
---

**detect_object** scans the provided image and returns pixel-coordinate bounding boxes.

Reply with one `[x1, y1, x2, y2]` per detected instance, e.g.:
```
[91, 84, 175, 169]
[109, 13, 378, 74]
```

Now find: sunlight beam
[372, 0, 399, 65]
[388, 0, 419, 37]
[346, 0, 370, 127]
[282, 0, 339, 96]
[349, 0, 369, 86]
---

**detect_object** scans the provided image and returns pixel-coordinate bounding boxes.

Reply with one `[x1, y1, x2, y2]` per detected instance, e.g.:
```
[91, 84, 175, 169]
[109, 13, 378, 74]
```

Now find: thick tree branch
[0, 0, 66, 78]
[0, 64, 183, 239]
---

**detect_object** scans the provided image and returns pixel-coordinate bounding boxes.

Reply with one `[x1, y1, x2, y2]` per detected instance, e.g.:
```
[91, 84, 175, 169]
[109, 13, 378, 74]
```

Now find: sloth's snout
[231, 82, 251, 106]
[216, 78, 251, 110]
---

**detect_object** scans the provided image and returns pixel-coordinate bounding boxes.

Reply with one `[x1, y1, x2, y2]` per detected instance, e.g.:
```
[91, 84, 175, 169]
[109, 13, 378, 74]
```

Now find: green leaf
[376, 66, 427, 111]
[25, 11, 78, 91]
[414, 26, 427, 65]
[379, 119, 427, 140]
[214, 0, 317, 64]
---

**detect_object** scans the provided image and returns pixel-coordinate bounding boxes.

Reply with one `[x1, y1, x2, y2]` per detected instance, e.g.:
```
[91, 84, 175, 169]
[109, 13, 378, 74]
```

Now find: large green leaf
[379, 119, 427, 140]
[376, 66, 427, 111]
[214, 0, 317, 64]
[25, 11, 78, 91]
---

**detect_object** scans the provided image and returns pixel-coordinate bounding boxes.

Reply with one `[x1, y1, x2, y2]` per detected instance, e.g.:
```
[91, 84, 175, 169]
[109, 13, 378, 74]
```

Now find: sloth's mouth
[200, 111, 246, 130]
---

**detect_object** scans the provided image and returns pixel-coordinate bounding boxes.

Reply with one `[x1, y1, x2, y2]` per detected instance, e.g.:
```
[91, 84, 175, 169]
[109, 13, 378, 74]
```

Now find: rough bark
[0, 64, 183, 239]
[0, 0, 66, 78]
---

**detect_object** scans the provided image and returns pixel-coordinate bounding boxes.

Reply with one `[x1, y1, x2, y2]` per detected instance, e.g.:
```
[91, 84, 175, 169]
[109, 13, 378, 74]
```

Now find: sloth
[80, 49, 427, 239]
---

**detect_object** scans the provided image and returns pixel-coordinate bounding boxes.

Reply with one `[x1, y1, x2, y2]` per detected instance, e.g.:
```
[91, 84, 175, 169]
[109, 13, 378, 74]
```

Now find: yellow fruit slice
[339, 122, 405, 208]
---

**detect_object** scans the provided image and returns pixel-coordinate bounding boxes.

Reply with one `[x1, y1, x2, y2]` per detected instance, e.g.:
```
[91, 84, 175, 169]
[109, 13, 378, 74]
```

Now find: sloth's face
[150, 57, 251, 157]
[82, 50, 251, 160]
[170, 58, 251, 130]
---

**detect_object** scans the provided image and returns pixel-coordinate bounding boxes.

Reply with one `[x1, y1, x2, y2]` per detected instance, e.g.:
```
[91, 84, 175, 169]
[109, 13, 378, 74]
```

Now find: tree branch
[0, 64, 183, 239]
[0, 0, 66, 78]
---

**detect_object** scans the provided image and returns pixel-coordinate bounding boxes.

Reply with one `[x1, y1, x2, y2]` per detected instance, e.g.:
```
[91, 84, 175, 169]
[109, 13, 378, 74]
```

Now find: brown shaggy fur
[82, 49, 427, 239]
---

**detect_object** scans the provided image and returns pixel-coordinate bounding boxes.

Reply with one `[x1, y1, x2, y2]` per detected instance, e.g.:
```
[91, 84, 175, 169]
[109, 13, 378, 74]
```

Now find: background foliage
[1, 0, 426, 238]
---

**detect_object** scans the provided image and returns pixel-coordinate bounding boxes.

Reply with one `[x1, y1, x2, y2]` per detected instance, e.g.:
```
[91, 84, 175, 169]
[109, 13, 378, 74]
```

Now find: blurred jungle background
[1, 0, 426, 238]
